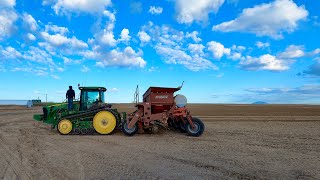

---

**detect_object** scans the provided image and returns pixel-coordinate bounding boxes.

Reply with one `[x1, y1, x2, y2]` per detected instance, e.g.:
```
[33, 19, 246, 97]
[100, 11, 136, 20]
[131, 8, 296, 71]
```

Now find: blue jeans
[68, 98, 73, 110]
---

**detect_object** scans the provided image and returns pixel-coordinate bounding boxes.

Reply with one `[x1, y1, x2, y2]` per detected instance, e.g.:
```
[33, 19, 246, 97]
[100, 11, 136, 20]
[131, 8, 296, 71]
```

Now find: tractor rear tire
[93, 111, 117, 135]
[186, 118, 205, 137]
[122, 121, 138, 136]
[57, 119, 73, 135]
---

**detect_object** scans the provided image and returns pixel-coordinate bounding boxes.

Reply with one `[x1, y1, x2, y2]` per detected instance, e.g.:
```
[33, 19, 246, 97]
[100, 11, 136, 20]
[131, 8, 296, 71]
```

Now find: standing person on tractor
[66, 86, 75, 110]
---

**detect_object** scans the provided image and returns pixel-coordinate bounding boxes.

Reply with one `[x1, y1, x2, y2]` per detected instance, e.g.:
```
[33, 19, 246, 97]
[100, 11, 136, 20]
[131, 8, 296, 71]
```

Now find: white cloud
[22, 46, 54, 65]
[229, 45, 245, 60]
[256, 41, 270, 49]
[95, 46, 146, 68]
[81, 65, 90, 72]
[0, 15, 90, 78]
[212, 0, 308, 39]
[139, 23, 220, 71]
[227, 0, 238, 5]
[301, 59, 320, 76]
[188, 44, 205, 55]
[109, 88, 119, 92]
[0, 66, 5, 72]
[155, 45, 217, 71]
[103, 10, 116, 22]
[186, 31, 201, 43]
[279, 45, 305, 59]
[27, 33, 36, 41]
[216, 73, 224, 78]
[154, 25, 185, 46]
[85, 10, 144, 69]
[41, 31, 88, 49]
[100, 30, 117, 46]
[119, 28, 131, 42]
[155, 46, 192, 65]
[56, 67, 64, 72]
[22, 13, 38, 31]
[0, 45, 63, 77]
[297, 49, 320, 76]
[1, 46, 22, 59]
[139, 23, 185, 46]
[33, 90, 42, 94]
[93, 11, 117, 47]
[311, 49, 320, 56]
[63, 57, 81, 65]
[45, 24, 69, 35]
[41, 32, 67, 46]
[42, 0, 55, 6]
[63, 57, 71, 64]
[240, 54, 290, 71]
[12, 67, 49, 76]
[51, 75, 60, 79]
[207, 41, 231, 59]
[229, 52, 243, 61]
[160, 26, 184, 45]
[175, 0, 225, 24]
[244, 85, 320, 104]
[53, 0, 112, 14]
[149, 6, 163, 15]
[247, 85, 320, 95]
[0, 10, 18, 40]
[0, 0, 15, 8]
[148, 66, 159, 72]
[231, 45, 246, 51]
[130, 1, 143, 14]
[138, 31, 151, 43]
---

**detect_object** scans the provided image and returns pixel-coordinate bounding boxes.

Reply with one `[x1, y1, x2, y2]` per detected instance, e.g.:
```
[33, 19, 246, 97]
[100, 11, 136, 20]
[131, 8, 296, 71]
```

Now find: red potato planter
[122, 85, 205, 137]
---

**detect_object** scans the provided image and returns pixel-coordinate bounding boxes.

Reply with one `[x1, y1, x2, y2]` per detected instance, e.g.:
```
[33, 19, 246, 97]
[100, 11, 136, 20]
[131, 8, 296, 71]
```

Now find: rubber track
[63, 107, 108, 120]
[61, 107, 121, 125]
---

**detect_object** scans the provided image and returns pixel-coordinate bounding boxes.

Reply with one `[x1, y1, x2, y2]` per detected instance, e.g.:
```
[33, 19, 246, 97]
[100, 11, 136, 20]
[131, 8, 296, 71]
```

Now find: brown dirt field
[0, 104, 319, 179]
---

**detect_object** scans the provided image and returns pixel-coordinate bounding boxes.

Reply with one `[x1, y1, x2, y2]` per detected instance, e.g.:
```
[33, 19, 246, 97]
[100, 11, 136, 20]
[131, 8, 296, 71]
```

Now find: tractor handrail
[177, 81, 184, 90]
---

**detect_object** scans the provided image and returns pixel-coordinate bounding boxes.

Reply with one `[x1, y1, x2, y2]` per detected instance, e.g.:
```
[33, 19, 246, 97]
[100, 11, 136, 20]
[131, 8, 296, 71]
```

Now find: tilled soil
[0, 104, 320, 179]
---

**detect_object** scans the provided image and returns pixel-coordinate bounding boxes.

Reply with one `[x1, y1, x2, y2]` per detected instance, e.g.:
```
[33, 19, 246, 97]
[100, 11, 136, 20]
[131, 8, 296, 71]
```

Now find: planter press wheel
[122, 120, 138, 136]
[186, 118, 205, 137]
[58, 119, 73, 135]
[171, 119, 180, 130]
[179, 120, 187, 133]
[167, 118, 173, 127]
[93, 111, 117, 135]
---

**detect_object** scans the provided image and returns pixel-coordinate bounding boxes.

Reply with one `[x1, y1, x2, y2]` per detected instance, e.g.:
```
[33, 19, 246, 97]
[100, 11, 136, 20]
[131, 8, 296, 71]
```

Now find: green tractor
[33, 86, 125, 135]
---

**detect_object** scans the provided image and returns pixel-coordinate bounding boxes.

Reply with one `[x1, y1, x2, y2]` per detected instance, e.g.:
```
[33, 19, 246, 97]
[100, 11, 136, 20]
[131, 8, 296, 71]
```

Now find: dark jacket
[66, 89, 75, 99]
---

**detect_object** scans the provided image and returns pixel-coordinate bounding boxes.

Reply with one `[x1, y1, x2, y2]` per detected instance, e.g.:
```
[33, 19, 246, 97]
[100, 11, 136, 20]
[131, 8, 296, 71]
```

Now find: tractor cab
[79, 87, 107, 111]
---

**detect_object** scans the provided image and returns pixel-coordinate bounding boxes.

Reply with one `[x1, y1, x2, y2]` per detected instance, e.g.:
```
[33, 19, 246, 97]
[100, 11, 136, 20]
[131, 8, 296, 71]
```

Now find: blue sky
[0, 0, 320, 103]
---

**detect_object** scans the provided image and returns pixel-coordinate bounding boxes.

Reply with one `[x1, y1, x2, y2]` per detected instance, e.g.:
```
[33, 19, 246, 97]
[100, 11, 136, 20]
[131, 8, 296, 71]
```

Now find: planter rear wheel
[186, 118, 205, 137]
[122, 120, 138, 136]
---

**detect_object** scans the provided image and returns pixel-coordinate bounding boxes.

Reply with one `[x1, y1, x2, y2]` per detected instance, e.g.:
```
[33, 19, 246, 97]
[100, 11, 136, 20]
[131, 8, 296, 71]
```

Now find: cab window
[81, 91, 100, 110]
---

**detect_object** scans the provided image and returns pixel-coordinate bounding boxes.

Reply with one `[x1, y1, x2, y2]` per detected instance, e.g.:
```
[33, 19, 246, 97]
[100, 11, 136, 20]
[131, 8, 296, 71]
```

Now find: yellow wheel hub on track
[58, 119, 73, 135]
[93, 111, 117, 134]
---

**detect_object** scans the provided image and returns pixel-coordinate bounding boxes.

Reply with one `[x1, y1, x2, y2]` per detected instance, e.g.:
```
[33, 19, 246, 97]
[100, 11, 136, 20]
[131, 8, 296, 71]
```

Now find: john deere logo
[155, 95, 168, 99]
